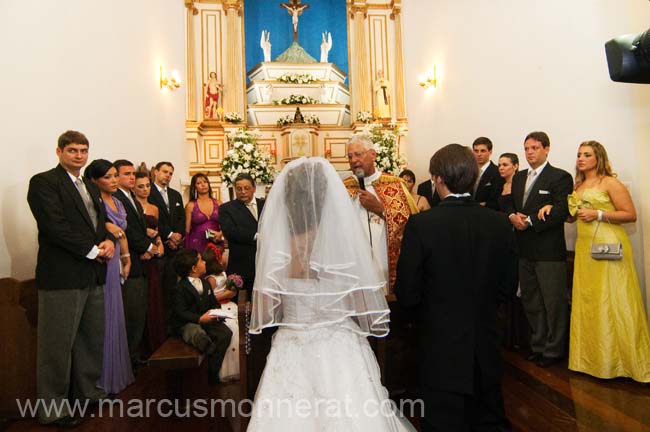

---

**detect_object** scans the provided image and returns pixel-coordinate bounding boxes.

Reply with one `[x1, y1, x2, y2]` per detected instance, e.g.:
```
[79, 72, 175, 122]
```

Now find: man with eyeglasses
[343, 135, 417, 294]
[218, 172, 265, 294]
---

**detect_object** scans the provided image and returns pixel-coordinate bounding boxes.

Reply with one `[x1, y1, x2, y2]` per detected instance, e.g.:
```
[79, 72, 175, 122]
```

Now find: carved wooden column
[224, 0, 244, 117]
[349, 1, 371, 118]
[185, 1, 198, 121]
[391, 1, 407, 121]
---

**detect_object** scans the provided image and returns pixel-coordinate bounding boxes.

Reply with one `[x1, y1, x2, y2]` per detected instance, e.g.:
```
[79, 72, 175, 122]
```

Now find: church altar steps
[246, 103, 350, 127]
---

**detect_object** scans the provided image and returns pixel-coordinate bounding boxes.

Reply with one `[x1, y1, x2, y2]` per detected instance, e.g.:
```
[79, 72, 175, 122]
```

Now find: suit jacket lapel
[151, 185, 171, 218]
[182, 278, 201, 305]
[57, 166, 96, 231]
[512, 170, 527, 211]
[523, 165, 550, 210]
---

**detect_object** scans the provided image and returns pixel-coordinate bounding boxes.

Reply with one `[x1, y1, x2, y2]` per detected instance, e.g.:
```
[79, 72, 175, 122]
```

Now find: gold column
[185, 1, 198, 121]
[391, 2, 407, 121]
[349, 1, 371, 118]
[224, 0, 244, 116]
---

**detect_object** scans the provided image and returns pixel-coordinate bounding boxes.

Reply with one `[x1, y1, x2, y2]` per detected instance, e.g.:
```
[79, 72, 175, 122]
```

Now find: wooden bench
[148, 337, 204, 370]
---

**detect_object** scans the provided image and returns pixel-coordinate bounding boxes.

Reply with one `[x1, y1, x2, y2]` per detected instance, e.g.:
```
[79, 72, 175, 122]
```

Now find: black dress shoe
[48, 416, 83, 428]
[537, 356, 562, 367]
[526, 352, 542, 362]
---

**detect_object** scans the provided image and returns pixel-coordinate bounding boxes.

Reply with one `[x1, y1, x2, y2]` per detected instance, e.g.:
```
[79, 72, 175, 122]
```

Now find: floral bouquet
[276, 115, 294, 127]
[356, 123, 408, 175]
[304, 114, 320, 125]
[273, 94, 319, 105]
[277, 73, 317, 84]
[224, 112, 242, 123]
[356, 111, 372, 124]
[225, 274, 243, 292]
[222, 128, 275, 186]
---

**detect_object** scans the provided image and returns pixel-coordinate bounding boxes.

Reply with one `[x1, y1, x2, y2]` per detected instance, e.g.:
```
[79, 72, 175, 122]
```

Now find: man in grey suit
[505, 131, 573, 367]
[27, 130, 114, 426]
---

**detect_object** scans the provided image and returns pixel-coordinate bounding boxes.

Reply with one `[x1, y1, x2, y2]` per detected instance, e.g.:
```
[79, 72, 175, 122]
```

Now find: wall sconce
[418, 66, 437, 89]
[160, 66, 181, 91]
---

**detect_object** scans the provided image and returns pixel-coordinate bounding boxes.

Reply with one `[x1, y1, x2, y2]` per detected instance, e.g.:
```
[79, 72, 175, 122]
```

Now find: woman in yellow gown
[540, 140, 650, 382]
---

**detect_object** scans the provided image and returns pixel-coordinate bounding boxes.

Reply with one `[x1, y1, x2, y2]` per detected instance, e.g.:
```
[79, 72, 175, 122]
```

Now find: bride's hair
[284, 162, 327, 235]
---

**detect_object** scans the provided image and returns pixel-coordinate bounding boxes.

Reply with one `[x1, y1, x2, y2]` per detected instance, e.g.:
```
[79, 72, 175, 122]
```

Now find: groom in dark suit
[27, 130, 114, 426]
[505, 131, 573, 367]
[218, 173, 264, 294]
[395, 144, 517, 432]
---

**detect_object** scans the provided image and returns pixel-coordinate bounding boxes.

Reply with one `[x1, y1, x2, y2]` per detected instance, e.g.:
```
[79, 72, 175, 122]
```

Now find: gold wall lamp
[160, 66, 181, 91]
[418, 65, 437, 89]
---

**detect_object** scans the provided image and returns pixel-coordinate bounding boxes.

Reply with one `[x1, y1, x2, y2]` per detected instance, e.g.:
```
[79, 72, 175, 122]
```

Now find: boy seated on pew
[172, 248, 232, 385]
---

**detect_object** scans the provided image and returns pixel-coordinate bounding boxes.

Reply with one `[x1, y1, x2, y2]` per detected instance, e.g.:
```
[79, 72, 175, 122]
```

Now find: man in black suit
[218, 173, 264, 294]
[395, 144, 517, 432]
[505, 131, 573, 367]
[27, 130, 114, 427]
[472, 136, 505, 210]
[148, 161, 185, 332]
[114, 159, 160, 366]
[416, 178, 439, 208]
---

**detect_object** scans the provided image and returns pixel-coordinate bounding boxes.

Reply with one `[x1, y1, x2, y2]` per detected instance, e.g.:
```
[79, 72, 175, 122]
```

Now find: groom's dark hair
[429, 144, 478, 194]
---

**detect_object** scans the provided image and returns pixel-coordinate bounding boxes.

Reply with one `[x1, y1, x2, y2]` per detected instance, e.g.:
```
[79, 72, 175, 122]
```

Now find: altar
[183, 0, 408, 199]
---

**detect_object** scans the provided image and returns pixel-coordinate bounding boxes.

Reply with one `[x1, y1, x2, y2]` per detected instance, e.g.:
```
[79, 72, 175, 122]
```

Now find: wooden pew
[0, 278, 38, 419]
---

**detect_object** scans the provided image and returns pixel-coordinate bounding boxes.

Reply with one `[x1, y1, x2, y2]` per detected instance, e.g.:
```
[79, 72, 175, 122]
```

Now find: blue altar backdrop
[244, 0, 349, 78]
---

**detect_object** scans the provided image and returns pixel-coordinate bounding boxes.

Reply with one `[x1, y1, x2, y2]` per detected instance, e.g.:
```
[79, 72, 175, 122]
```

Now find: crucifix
[280, 0, 310, 42]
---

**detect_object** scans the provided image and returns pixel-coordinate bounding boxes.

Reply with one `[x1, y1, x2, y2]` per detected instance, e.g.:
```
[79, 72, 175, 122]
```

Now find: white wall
[402, 0, 650, 303]
[0, 0, 187, 279]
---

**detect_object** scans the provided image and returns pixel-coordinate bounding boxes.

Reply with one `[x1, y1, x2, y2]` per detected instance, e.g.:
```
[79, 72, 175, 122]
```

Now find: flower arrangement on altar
[276, 114, 321, 127]
[356, 111, 372, 124]
[276, 115, 294, 126]
[357, 123, 408, 175]
[277, 73, 317, 84]
[273, 95, 319, 105]
[224, 112, 242, 123]
[222, 128, 275, 186]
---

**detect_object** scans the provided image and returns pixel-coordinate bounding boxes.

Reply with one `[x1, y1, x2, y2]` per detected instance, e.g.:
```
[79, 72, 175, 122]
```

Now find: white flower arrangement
[273, 94, 319, 105]
[224, 112, 242, 123]
[222, 128, 275, 186]
[304, 114, 320, 125]
[356, 111, 372, 124]
[277, 73, 317, 84]
[276, 115, 294, 127]
[357, 123, 407, 175]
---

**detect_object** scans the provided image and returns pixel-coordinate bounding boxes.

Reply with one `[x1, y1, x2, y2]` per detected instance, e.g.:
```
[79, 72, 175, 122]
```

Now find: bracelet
[597, 210, 603, 222]
[120, 253, 130, 258]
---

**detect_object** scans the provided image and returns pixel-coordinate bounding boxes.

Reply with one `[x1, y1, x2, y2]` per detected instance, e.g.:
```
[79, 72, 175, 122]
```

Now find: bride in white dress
[247, 157, 415, 431]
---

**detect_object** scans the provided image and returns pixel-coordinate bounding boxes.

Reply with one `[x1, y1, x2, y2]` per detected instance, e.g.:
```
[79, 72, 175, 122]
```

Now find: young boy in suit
[172, 248, 232, 384]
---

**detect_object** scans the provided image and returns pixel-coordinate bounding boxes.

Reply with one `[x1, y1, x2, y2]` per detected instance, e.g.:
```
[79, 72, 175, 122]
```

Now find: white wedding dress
[247, 279, 415, 432]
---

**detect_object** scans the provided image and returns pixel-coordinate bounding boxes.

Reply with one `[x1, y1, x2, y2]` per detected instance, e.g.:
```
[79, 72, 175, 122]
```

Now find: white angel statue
[260, 30, 272, 62]
[320, 31, 332, 63]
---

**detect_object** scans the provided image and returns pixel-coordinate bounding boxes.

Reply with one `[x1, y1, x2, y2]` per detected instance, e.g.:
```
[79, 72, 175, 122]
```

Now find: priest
[344, 135, 417, 294]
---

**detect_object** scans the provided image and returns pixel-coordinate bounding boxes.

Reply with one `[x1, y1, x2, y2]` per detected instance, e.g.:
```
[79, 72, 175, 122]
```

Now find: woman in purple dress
[85, 159, 135, 395]
[184, 173, 224, 254]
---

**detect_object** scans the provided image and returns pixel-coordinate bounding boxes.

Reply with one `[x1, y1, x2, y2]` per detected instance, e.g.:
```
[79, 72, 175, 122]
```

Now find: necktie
[246, 201, 258, 220]
[161, 187, 170, 210]
[74, 177, 98, 229]
[523, 169, 538, 205]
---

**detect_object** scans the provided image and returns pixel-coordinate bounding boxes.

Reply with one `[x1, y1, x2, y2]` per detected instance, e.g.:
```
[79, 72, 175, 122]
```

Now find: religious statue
[281, 0, 310, 42]
[260, 30, 272, 62]
[373, 70, 391, 119]
[320, 31, 332, 63]
[293, 106, 305, 123]
[204, 71, 223, 119]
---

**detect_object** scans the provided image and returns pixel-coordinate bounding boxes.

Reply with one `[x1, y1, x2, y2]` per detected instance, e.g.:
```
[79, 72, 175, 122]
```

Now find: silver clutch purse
[590, 243, 622, 260]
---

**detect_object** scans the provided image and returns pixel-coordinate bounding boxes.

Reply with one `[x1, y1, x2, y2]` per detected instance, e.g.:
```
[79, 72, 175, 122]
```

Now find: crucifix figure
[281, 0, 310, 42]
